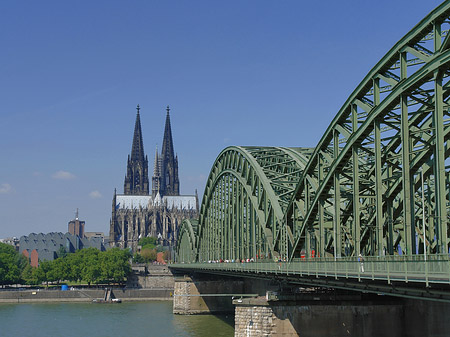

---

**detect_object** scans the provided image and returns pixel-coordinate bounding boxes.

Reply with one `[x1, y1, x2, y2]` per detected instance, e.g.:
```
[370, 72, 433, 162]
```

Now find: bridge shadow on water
[173, 312, 235, 337]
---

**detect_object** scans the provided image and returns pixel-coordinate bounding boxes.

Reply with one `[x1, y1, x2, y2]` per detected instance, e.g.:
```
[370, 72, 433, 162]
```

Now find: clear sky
[0, 0, 444, 238]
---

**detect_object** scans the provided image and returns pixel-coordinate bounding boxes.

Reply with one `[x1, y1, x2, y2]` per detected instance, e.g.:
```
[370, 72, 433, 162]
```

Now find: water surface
[0, 301, 234, 337]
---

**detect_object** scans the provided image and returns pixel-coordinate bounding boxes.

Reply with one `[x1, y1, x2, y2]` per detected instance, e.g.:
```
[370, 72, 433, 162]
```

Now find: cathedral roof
[116, 194, 196, 210]
[163, 196, 197, 210]
[116, 195, 152, 209]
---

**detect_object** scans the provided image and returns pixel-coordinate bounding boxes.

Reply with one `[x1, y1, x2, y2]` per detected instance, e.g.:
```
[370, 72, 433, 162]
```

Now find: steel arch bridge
[174, 1, 450, 301]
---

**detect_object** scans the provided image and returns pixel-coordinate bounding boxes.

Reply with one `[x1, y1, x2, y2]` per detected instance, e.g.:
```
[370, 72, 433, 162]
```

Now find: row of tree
[0, 243, 132, 287]
[132, 236, 171, 263]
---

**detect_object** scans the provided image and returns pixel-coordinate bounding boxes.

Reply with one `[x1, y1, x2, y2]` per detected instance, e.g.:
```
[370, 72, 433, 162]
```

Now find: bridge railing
[171, 254, 450, 285]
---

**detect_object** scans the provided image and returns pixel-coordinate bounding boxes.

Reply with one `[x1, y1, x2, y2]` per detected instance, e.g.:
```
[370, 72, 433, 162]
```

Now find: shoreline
[0, 288, 173, 304]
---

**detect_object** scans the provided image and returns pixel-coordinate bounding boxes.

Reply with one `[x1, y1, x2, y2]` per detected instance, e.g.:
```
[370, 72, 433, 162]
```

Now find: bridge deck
[171, 255, 450, 296]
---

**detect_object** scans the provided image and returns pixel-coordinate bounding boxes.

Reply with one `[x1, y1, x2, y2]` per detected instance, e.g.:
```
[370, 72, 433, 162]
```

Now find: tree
[57, 246, 68, 259]
[0, 243, 27, 286]
[139, 236, 157, 250]
[50, 258, 70, 284]
[80, 248, 101, 285]
[140, 248, 157, 262]
[36, 260, 54, 288]
[133, 253, 145, 264]
[100, 248, 131, 284]
[21, 264, 36, 285]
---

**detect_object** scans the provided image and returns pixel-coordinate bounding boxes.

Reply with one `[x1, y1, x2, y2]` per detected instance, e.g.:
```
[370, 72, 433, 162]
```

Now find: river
[0, 301, 235, 337]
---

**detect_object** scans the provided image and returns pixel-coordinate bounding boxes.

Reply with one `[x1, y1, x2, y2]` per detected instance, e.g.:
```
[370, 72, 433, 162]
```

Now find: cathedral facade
[109, 105, 198, 251]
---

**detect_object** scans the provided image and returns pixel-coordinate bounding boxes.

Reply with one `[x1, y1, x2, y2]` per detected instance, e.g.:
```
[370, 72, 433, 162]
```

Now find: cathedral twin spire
[124, 104, 179, 198]
[124, 105, 149, 195]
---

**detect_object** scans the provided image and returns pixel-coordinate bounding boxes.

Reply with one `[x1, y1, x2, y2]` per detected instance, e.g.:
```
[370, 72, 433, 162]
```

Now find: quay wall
[0, 288, 173, 303]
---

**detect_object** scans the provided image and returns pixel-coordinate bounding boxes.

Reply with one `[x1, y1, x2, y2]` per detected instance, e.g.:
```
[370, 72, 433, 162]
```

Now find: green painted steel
[286, 1, 450, 261]
[193, 146, 312, 263]
[174, 1, 450, 298]
[176, 218, 198, 263]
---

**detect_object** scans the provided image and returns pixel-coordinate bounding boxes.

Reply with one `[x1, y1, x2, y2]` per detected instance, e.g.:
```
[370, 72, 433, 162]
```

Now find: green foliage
[19, 247, 132, 286]
[139, 236, 157, 247]
[0, 243, 27, 286]
[132, 252, 145, 264]
[57, 246, 68, 259]
[139, 236, 159, 251]
[100, 248, 131, 283]
[140, 248, 157, 262]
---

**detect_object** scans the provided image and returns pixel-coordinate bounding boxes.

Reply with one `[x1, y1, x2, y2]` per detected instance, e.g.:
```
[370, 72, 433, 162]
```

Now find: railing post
[371, 258, 374, 281]
[345, 258, 348, 279]
[335, 257, 338, 280]
[358, 256, 361, 282]
[387, 258, 390, 284]
[404, 256, 408, 283]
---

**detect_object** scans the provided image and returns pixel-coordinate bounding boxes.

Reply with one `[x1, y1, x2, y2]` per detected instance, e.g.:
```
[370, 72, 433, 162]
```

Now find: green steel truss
[176, 2, 450, 281]
[191, 146, 312, 262]
[286, 1, 450, 261]
[176, 218, 198, 263]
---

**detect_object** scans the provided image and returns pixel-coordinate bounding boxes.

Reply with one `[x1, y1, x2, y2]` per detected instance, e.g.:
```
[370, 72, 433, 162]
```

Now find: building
[20, 232, 105, 266]
[84, 232, 104, 241]
[68, 209, 85, 237]
[0, 237, 19, 251]
[109, 105, 198, 252]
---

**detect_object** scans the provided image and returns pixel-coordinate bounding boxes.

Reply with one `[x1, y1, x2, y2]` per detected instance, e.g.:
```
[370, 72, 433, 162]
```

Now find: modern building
[20, 231, 105, 266]
[109, 105, 198, 252]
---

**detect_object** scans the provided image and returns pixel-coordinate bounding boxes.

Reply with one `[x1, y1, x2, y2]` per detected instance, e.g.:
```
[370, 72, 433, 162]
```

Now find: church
[109, 105, 199, 251]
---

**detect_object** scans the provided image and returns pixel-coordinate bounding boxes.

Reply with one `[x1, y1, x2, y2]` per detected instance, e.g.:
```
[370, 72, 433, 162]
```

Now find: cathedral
[109, 105, 199, 251]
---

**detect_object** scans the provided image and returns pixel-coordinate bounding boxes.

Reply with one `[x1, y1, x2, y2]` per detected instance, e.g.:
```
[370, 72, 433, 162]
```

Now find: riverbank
[0, 288, 173, 303]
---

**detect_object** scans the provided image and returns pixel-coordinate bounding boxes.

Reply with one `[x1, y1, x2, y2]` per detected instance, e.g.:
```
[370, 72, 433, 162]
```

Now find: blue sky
[0, 0, 443, 238]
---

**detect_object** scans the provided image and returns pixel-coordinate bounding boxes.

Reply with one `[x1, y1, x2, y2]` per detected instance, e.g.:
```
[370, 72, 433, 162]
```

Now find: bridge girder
[196, 146, 311, 262]
[176, 218, 198, 263]
[286, 1, 450, 260]
[176, 2, 450, 267]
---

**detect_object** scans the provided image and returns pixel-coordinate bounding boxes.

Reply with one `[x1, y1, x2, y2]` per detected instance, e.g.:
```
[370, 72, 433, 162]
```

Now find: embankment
[0, 288, 173, 303]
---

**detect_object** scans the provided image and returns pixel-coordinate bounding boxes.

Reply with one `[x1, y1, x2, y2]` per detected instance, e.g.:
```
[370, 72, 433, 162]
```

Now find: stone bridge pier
[174, 273, 450, 336]
[233, 293, 450, 337]
[173, 273, 275, 315]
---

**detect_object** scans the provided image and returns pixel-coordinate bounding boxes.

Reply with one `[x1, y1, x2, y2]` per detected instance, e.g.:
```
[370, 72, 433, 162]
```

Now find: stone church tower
[123, 105, 149, 195]
[152, 106, 180, 197]
[109, 105, 198, 252]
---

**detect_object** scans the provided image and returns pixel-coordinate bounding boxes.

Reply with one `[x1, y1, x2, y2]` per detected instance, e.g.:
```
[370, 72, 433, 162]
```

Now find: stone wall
[173, 276, 244, 314]
[403, 299, 450, 336]
[234, 298, 404, 337]
[126, 264, 175, 289]
[0, 288, 173, 303]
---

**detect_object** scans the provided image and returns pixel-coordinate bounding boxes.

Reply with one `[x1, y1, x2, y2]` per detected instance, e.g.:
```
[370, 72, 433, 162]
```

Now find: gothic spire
[154, 145, 160, 176]
[161, 105, 174, 161]
[124, 104, 149, 195]
[131, 104, 145, 162]
[159, 105, 179, 196]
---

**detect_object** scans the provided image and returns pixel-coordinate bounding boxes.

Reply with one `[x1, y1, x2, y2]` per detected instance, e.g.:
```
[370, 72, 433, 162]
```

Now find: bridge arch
[175, 218, 199, 263]
[286, 1, 450, 259]
[196, 146, 311, 262]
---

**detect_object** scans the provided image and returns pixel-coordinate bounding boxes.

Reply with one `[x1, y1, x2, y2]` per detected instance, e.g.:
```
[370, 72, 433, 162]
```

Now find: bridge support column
[234, 295, 404, 337]
[173, 274, 244, 314]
